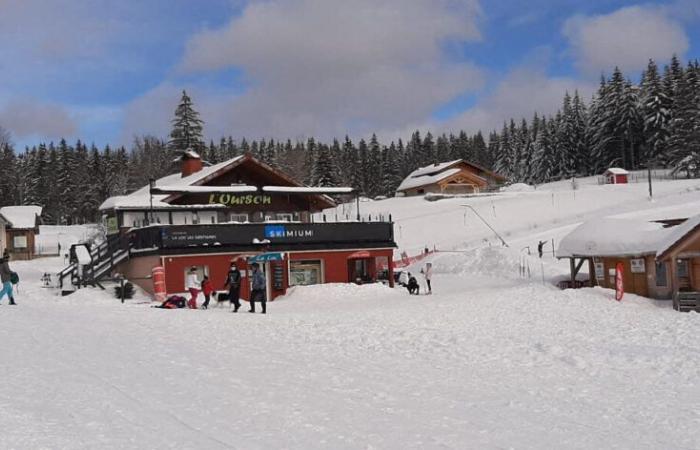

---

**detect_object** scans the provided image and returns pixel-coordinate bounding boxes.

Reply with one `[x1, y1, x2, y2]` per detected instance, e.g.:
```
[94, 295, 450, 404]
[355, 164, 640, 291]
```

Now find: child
[201, 275, 214, 309]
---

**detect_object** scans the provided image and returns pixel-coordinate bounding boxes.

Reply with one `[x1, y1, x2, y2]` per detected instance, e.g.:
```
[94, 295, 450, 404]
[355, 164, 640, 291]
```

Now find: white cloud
[167, 0, 484, 140]
[563, 6, 689, 76]
[0, 99, 78, 139]
[379, 65, 597, 141]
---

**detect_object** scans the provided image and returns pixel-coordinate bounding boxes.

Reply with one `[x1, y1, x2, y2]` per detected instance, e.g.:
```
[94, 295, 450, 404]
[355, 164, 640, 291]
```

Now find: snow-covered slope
[326, 175, 700, 256]
[1, 176, 700, 449]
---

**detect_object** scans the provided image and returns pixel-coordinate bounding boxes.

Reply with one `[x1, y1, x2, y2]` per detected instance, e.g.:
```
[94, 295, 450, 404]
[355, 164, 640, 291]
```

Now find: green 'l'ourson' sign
[208, 193, 273, 206]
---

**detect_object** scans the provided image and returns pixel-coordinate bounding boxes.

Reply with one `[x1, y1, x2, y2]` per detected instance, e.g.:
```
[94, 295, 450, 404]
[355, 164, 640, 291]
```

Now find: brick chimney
[180, 149, 203, 178]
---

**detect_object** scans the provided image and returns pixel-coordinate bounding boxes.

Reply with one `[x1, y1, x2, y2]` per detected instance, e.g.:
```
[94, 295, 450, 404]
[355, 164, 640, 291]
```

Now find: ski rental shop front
[100, 153, 397, 301]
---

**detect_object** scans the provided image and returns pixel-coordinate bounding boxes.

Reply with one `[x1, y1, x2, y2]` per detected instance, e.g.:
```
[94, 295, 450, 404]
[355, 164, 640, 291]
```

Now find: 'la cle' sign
[209, 194, 272, 206]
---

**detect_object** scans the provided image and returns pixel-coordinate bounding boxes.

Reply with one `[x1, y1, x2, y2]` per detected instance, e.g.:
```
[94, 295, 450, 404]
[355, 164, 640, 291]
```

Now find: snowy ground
[1, 177, 700, 449]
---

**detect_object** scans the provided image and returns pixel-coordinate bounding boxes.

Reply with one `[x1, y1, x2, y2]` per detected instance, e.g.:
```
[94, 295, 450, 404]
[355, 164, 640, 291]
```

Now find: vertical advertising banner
[615, 262, 624, 301]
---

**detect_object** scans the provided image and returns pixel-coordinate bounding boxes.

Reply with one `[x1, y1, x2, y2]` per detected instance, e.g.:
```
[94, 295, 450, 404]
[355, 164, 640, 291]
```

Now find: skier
[0, 256, 16, 305]
[223, 260, 242, 313]
[200, 275, 214, 309]
[185, 267, 200, 309]
[537, 240, 547, 258]
[249, 262, 266, 314]
[406, 273, 420, 295]
[421, 262, 433, 294]
[398, 270, 409, 287]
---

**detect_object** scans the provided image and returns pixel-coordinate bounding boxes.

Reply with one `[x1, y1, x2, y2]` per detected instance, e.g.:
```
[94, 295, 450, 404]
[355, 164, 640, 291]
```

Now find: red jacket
[201, 279, 214, 296]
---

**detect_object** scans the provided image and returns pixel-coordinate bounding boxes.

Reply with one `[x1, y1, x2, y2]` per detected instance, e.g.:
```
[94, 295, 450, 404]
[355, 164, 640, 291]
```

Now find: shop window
[655, 261, 667, 287]
[290, 260, 323, 286]
[230, 213, 249, 223]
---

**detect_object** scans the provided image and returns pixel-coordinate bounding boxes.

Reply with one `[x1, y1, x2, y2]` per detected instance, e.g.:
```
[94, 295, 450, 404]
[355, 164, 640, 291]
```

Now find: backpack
[10, 271, 19, 285]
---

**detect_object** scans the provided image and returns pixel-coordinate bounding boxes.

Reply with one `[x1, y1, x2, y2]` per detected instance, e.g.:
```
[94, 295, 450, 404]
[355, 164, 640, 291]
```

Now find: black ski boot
[9, 297, 16, 305]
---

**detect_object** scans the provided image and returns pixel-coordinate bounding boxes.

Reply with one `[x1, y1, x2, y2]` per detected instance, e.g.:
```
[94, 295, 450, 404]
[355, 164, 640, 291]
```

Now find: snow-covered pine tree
[310, 143, 337, 187]
[303, 138, 317, 185]
[357, 138, 370, 195]
[435, 134, 451, 162]
[168, 90, 205, 155]
[533, 117, 560, 183]
[367, 134, 382, 197]
[0, 143, 18, 206]
[667, 65, 700, 177]
[380, 142, 402, 196]
[422, 132, 436, 164]
[640, 59, 671, 165]
[472, 132, 489, 168]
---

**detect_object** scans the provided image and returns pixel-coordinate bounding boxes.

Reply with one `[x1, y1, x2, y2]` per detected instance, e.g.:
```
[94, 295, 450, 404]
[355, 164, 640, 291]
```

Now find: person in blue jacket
[0, 256, 16, 305]
[249, 262, 266, 314]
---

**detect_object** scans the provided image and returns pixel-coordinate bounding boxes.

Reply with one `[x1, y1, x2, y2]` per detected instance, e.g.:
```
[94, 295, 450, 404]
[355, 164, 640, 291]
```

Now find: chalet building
[557, 215, 700, 311]
[396, 159, 506, 196]
[0, 206, 42, 260]
[88, 152, 396, 301]
[603, 168, 629, 184]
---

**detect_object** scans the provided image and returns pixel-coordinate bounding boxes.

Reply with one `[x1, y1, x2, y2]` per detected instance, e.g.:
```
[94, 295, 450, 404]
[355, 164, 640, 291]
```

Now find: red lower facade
[129, 248, 394, 301]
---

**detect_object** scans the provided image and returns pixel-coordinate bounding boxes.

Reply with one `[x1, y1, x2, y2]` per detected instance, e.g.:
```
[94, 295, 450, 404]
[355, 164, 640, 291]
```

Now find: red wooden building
[603, 168, 629, 184]
[96, 152, 396, 301]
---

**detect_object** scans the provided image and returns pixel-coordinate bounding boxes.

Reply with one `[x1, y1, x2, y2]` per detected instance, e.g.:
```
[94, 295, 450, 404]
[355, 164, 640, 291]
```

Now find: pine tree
[310, 143, 337, 187]
[380, 142, 402, 196]
[168, 90, 205, 154]
[668, 65, 700, 176]
[367, 134, 382, 197]
[641, 59, 671, 164]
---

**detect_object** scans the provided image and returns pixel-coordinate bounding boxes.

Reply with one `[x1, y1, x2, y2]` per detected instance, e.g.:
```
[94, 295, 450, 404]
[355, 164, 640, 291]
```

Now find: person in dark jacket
[223, 260, 242, 312]
[406, 273, 420, 295]
[249, 262, 266, 314]
[0, 256, 16, 305]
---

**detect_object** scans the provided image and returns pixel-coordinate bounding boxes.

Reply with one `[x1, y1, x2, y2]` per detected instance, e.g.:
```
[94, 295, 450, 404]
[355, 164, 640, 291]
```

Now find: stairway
[674, 291, 700, 312]
[58, 234, 132, 292]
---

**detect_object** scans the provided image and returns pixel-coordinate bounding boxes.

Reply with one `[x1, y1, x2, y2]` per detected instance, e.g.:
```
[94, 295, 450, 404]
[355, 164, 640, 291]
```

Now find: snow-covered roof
[557, 214, 700, 259]
[152, 185, 258, 194]
[410, 160, 462, 178]
[0, 205, 42, 229]
[557, 219, 669, 258]
[605, 167, 629, 175]
[262, 186, 354, 194]
[100, 156, 244, 210]
[656, 214, 700, 258]
[397, 168, 464, 192]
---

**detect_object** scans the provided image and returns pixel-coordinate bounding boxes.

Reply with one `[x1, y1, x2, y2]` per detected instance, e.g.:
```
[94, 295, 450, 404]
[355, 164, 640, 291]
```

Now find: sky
[0, 0, 699, 149]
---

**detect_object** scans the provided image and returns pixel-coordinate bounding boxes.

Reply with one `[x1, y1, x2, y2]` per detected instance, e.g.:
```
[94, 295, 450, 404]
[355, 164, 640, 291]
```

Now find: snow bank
[500, 182, 535, 192]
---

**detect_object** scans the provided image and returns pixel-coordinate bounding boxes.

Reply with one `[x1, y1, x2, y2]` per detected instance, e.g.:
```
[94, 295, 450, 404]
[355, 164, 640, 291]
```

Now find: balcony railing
[129, 221, 395, 252]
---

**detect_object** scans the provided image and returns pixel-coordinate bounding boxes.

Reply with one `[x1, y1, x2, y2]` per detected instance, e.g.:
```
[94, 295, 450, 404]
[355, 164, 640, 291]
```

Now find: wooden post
[570, 258, 576, 285]
[588, 258, 596, 287]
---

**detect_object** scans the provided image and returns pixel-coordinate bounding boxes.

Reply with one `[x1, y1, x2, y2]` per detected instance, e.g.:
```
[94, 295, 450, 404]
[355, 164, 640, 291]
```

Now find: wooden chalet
[89, 152, 397, 301]
[396, 159, 506, 196]
[557, 215, 700, 312]
[0, 205, 42, 260]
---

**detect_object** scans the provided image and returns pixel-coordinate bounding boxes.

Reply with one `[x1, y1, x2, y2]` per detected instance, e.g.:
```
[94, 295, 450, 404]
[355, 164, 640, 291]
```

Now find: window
[277, 213, 294, 222]
[13, 235, 27, 249]
[655, 261, 667, 287]
[229, 213, 249, 223]
[289, 260, 323, 286]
